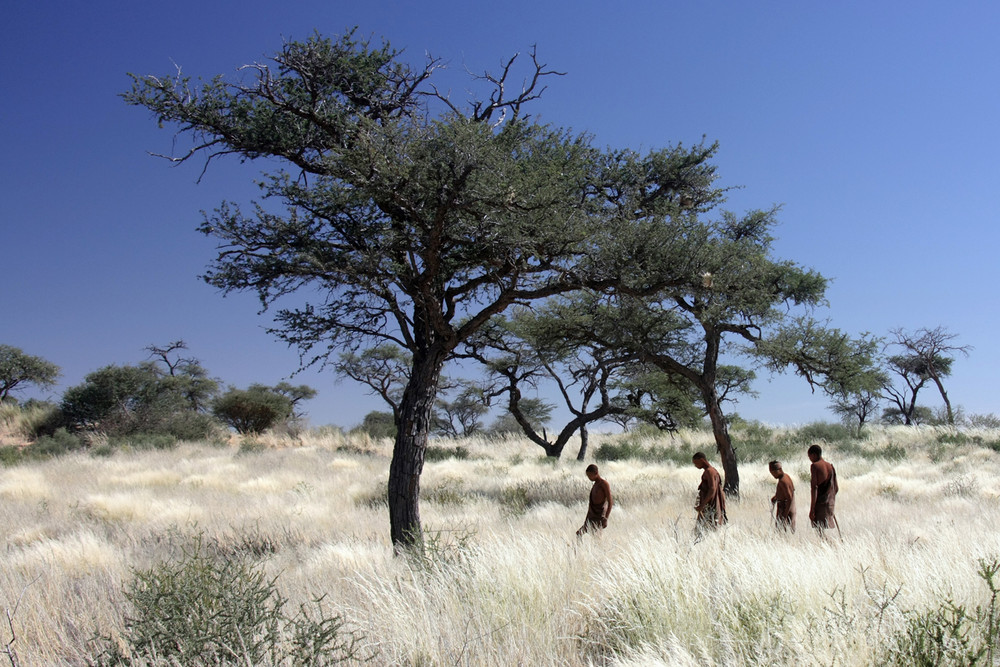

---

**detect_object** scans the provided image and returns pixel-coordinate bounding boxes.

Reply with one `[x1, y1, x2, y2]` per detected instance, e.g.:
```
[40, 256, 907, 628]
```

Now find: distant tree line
[0, 341, 316, 453]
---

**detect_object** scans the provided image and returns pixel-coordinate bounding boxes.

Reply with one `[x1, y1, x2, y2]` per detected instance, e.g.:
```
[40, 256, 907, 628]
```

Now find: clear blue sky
[3, 1, 999, 429]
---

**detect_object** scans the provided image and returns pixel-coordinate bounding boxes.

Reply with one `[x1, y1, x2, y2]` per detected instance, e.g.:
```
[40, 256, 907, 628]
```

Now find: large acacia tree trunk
[704, 386, 739, 496]
[388, 344, 448, 550]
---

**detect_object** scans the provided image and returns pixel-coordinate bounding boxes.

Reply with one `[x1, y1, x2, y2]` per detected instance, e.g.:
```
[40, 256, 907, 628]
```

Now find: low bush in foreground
[90, 534, 370, 666]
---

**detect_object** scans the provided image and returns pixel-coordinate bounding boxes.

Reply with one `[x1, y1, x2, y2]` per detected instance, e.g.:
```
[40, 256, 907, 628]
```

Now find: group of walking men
[577, 444, 838, 537]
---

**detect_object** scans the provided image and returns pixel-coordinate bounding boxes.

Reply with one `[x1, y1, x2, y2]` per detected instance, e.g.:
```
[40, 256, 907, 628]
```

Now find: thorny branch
[4, 576, 41, 667]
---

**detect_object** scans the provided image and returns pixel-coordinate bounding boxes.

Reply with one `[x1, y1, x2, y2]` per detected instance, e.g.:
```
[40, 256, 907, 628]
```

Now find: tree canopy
[0, 344, 60, 403]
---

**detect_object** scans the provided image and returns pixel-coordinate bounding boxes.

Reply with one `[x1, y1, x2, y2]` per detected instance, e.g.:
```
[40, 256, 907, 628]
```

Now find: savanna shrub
[91, 534, 370, 665]
[212, 385, 294, 435]
[793, 421, 854, 444]
[350, 410, 397, 440]
[424, 444, 470, 461]
[28, 427, 85, 457]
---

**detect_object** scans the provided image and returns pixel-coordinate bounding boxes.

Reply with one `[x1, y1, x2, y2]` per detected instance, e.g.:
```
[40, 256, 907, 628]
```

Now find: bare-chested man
[693, 452, 727, 530]
[808, 444, 838, 534]
[577, 464, 613, 537]
[769, 460, 796, 532]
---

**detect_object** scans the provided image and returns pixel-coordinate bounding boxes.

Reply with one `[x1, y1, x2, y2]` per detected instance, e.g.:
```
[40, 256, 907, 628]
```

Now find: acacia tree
[582, 209, 877, 495]
[126, 31, 719, 548]
[432, 381, 489, 438]
[0, 344, 60, 403]
[882, 326, 970, 426]
[145, 340, 219, 411]
[464, 300, 635, 460]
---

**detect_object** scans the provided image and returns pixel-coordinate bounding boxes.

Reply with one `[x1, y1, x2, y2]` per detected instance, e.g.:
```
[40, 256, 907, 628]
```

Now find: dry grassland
[2, 427, 1000, 665]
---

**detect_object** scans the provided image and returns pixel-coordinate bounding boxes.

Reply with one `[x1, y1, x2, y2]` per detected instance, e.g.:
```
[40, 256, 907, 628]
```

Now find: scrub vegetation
[2, 424, 1000, 665]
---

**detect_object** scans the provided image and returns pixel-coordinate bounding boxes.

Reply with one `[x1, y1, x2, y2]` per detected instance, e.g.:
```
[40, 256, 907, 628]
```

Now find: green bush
[729, 421, 801, 463]
[594, 439, 646, 462]
[27, 427, 85, 457]
[793, 421, 854, 444]
[884, 557, 1000, 666]
[0, 446, 24, 466]
[213, 385, 295, 435]
[594, 439, 694, 464]
[108, 432, 178, 451]
[350, 410, 397, 440]
[425, 444, 470, 461]
[91, 534, 370, 665]
[837, 440, 907, 462]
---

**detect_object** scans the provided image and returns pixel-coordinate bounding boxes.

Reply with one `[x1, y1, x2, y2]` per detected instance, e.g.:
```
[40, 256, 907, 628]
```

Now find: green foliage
[212, 384, 299, 435]
[594, 438, 694, 465]
[488, 397, 553, 437]
[91, 534, 369, 665]
[792, 421, 855, 444]
[836, 440, 907, 462]
[433, 382, 489, 438]
[108, 432, 178, 451]
[61, 362, 221, 442]
[884, 556, 1000, 666]
[350, 410, 397, 440]
[728, 421, 796, 463]
[27, 427, 85, 457]
[0, 344, 60, 402]
[424, 444, 470, 462]
[0, 446, 25, 466]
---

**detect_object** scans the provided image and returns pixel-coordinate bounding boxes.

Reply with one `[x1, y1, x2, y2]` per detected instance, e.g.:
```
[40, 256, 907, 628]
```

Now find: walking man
[693, 452, 727, 530]
[577, 464, 613, 537]
[808, 444, 838, 534]
[769, 460, 796, 532]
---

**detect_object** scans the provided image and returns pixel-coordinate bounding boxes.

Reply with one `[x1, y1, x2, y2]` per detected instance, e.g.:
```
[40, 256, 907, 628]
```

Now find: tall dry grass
[1, 426, 999, 665]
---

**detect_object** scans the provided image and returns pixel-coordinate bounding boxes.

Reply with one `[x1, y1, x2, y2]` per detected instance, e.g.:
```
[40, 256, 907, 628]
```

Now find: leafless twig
[4, 576, 41, 667]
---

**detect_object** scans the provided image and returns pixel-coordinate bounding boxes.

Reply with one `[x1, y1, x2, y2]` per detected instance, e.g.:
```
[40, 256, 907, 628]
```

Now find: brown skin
[808, 451, 821, 522]
[693, 456, 710, 514]
[577, 468, 613, 536]
[808, 451, 837, 527]
[693, 456, 726, 526]
[769, 463, 796, 531]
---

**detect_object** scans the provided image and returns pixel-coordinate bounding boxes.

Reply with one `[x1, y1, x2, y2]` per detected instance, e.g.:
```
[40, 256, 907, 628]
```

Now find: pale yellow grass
[0, 429, 999, 665]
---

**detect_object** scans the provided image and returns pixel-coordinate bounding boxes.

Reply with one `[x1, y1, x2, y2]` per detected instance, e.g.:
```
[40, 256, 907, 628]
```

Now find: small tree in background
[0, 344, 60, 403]
[212, 385, 304, 435]
[145, 340, 219, 412]
[352, 410, 397, 440]
[60, 364, 167, 435]
[882, 326, 971, 426]
[433, 381, 489, 438]
[487, 397, 553, 438]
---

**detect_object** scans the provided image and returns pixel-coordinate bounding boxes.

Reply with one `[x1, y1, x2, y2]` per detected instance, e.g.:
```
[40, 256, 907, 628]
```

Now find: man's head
[586, 463, 599, 481]
[807, 444, 822, 462]
[769, 460, 783, 479]
[692, 452, 708, 469]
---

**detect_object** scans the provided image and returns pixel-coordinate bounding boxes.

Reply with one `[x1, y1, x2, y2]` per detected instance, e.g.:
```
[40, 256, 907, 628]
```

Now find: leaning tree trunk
[931, 375, 955, 425]
[388, 345, 448, 550]
[704, 387, 739, 496]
